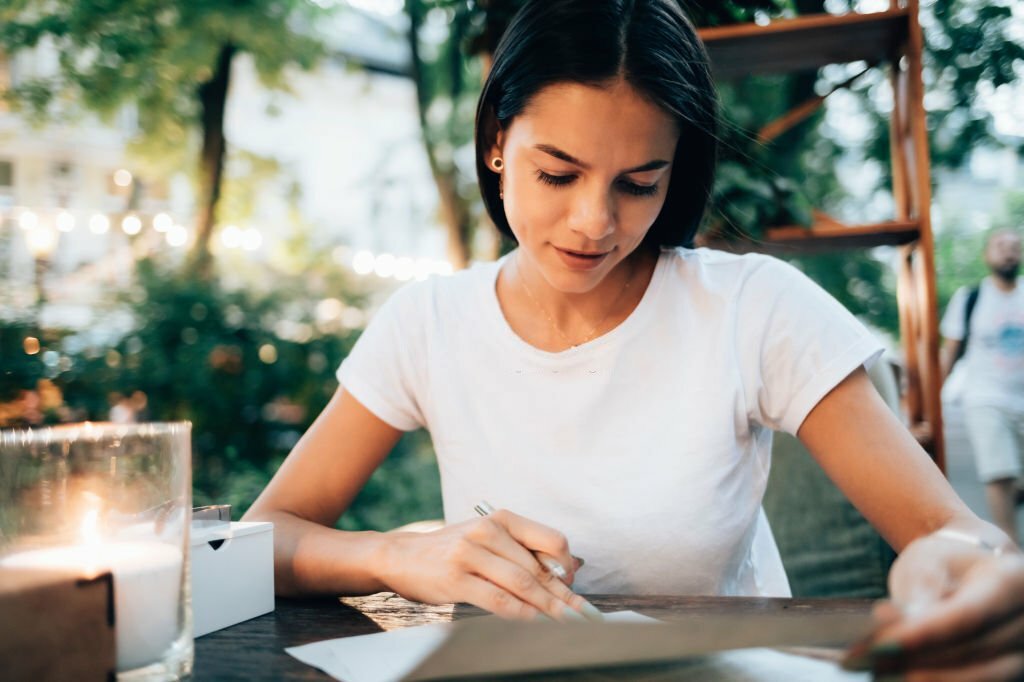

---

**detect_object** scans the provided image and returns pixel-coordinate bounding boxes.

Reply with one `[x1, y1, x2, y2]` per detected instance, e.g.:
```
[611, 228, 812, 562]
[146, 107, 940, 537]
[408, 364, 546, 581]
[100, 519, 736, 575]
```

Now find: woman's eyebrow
[533, 143, 670, 173]
[623, 159, 671, 173]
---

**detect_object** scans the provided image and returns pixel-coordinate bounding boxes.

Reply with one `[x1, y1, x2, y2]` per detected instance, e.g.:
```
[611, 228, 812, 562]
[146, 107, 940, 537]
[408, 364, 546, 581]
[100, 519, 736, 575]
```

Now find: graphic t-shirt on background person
[941, 278, 1024, 414]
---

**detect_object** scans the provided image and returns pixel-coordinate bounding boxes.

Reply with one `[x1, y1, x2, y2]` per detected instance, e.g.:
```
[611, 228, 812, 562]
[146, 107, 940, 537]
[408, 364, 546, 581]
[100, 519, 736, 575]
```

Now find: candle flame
[78, 491, 105, 547]
[78, 505, 105, 575]
[80, 508, 101, 546]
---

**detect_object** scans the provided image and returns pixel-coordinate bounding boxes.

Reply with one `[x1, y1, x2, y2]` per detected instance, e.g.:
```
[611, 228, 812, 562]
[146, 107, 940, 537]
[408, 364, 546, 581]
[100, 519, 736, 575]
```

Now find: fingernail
[572, 555, 585, 568]
[840, 645, 876, 672]
[840, 653, 872, 672]
[561, 604, 586, 622]
[578, 599, 604, 622]
[870, 641, 903, 659]
[841, 640, 903, 672]
[541, 557, 568, 580]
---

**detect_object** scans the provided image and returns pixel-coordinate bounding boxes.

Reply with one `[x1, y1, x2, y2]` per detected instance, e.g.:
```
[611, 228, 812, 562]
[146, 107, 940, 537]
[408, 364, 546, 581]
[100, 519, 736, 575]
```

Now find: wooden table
[193, 593, 873, 680]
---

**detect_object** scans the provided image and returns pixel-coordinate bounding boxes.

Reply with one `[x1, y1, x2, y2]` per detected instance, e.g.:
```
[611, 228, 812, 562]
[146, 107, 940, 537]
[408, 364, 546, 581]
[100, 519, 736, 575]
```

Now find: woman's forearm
[242, 509, 390, 597]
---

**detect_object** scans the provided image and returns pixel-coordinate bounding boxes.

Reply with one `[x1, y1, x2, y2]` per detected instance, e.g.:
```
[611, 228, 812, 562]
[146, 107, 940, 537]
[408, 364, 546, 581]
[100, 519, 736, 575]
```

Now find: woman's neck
[498, 247, 658, 351]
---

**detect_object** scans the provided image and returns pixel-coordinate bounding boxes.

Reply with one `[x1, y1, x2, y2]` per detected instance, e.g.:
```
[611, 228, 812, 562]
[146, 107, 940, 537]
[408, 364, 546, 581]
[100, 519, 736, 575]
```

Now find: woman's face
[490, 79, 679, 293]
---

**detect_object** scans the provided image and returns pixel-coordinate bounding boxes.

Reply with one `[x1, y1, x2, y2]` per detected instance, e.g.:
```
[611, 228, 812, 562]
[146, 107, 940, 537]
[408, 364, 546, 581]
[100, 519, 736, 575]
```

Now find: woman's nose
[568, 190, 615, 241]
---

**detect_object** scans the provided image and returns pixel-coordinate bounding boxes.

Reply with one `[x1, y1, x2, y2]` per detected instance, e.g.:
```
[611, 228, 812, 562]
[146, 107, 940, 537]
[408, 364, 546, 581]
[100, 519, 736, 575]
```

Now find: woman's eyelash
[536, 170, 575, 187]
[619, 181, 659, 197]
[535, 170, 659, 197]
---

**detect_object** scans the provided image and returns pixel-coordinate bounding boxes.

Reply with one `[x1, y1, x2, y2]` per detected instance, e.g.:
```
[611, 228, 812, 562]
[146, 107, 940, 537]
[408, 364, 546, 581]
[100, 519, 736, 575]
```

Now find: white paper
[664, 648, 868, 681]
[285, 610, 871, 682]
[605, 610, 662, 623]
[287, 620, 451, 682]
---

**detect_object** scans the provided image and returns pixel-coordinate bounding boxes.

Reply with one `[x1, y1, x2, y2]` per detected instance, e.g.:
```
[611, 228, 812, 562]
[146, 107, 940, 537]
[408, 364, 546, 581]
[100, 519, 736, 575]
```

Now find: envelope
[286, 608, 873, 681]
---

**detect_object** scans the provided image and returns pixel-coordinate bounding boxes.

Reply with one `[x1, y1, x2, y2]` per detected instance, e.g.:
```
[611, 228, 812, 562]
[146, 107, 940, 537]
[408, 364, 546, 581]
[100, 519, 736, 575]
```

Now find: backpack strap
[954, 285, 981, 364]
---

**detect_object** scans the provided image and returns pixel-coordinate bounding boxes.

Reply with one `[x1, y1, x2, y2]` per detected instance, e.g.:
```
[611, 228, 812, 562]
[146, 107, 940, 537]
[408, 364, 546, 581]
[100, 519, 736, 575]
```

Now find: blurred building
[224, 5, 448, 269]
[0, 5, 447, 329]
[0, 47, 177, 327]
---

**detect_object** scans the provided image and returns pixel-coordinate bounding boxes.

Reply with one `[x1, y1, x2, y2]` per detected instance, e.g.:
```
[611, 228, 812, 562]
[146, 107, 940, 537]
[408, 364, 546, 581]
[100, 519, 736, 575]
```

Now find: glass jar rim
[1, 421, 192, 447]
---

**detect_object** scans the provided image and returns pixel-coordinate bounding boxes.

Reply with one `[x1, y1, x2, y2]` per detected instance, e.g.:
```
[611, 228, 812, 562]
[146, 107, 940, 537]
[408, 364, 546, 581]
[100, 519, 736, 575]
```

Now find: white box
[190, 521, 275, 637]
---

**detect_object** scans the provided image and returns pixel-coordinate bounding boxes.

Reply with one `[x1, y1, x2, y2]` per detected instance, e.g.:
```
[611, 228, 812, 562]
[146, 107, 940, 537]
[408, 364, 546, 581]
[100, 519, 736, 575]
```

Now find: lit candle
[0, 511, 184, 671]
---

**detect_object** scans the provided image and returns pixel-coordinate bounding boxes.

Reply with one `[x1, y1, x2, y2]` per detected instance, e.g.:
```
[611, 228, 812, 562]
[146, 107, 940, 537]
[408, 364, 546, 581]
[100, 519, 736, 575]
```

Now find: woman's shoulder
[659, 246, 796, 289]
[375, 257, 500, 316]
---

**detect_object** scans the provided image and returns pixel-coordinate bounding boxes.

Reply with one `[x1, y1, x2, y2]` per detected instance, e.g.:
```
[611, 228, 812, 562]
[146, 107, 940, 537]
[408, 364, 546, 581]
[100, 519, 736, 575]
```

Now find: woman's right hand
[375, 507, 601, 622]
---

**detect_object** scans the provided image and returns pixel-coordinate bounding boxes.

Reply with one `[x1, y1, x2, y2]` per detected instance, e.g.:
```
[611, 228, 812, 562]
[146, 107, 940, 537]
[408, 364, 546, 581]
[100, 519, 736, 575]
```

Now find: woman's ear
[481, 106, 505, 170]
[488, 129, 505, 170]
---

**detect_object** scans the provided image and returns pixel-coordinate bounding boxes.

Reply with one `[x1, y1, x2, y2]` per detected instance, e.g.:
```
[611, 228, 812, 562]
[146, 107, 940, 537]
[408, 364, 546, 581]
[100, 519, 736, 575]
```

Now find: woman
[245, 0, 1024, 677]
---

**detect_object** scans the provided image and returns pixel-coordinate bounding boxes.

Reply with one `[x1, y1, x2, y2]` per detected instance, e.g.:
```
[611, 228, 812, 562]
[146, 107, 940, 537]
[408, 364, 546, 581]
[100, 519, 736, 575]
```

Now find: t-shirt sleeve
[335, 284, 428, 431]
[939, 286, 968, 341]
[736, 257, 885, 436]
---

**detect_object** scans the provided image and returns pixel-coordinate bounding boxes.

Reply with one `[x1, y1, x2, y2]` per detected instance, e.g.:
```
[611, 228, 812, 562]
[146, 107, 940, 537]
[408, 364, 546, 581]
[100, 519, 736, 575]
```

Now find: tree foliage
[0, 0, 326, 277]
[861, 0, 1024, 182]
[1, 255, 443, 526]
[918, 0, 1023, 167]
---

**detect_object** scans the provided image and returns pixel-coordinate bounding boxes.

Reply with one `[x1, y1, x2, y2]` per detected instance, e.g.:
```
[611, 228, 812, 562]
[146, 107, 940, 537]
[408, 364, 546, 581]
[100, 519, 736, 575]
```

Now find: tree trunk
[406, 1, 472, 270]
[434, 171, 473, 269]
[189, 43, 236, 280]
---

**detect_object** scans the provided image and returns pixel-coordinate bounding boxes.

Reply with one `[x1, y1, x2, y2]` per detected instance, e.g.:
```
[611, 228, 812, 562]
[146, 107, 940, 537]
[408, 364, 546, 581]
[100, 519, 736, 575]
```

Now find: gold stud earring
[492, 157, 504, 171]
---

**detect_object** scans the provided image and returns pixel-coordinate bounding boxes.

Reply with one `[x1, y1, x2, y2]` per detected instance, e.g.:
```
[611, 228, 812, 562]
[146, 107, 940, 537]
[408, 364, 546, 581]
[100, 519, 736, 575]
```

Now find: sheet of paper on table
[286, 608, 873, 682]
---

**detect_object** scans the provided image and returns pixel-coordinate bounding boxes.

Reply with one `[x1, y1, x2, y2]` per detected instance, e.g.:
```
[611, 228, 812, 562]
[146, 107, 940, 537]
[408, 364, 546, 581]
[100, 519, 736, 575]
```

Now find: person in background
[941, 229, 1024, 542]
[108, 392, 137, 424]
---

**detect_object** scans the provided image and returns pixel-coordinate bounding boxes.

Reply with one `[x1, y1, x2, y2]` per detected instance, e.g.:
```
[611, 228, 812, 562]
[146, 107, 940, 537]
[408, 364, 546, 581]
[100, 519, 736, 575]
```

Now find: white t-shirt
[338, 247, 883, 597]
[941, 278, 1024, 413]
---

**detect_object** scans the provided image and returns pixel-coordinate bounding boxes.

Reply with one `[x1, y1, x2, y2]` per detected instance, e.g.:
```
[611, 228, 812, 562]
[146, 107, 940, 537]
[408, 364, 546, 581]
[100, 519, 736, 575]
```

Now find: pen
[473, 500, 603, 623]
[472, 500, 581, 580]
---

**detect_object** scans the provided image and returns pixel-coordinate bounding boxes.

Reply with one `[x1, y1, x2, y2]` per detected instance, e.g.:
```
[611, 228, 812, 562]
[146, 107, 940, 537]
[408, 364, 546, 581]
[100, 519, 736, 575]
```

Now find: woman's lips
[554, 246, 610, 270]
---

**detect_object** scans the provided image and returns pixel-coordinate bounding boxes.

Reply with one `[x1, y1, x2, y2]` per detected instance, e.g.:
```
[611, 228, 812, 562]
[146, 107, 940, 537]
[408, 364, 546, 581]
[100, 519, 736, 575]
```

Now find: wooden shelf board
[765, 219, 920, 251]
[698, 10, 910, 77]
[701, 220, 920, 254]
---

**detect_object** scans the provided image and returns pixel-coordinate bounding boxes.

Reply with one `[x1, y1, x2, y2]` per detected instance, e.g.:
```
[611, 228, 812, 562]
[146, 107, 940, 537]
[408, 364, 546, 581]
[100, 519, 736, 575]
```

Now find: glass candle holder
[0, 422, 193, 680]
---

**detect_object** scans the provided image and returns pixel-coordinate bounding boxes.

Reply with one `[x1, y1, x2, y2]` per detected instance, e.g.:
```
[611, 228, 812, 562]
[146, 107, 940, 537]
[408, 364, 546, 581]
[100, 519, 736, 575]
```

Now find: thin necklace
[516, 253, 636, 349]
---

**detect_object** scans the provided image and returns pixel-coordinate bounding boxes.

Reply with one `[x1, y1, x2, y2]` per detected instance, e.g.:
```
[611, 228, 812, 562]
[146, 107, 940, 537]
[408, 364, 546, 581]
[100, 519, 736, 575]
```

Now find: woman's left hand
[844, 530, 1024, 680]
